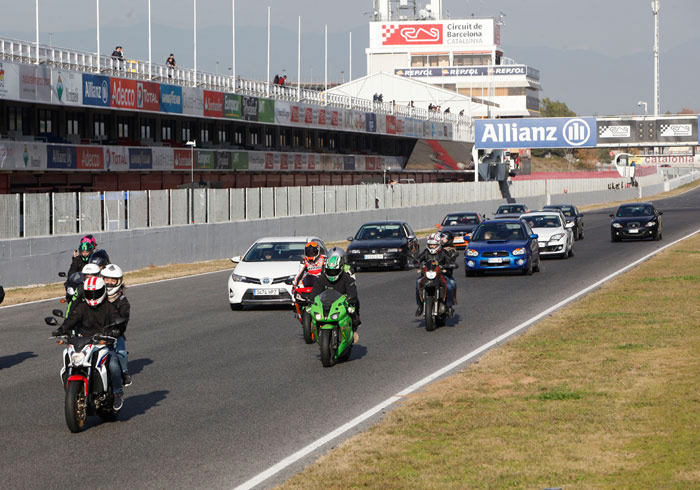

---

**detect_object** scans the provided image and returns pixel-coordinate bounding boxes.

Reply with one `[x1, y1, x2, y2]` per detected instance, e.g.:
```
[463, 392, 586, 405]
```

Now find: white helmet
[81, 263, 101, 277]
[83, 276, 107, 307]
[101, 263, 124, 296]
[426, 232, 442, 255]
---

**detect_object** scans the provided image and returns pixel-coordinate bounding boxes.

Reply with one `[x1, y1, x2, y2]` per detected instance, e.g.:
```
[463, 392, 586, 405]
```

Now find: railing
[0, 36, 474, 138]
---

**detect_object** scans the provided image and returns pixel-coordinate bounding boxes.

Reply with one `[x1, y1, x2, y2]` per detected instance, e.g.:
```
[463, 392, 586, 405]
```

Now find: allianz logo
[480, 119, 592, 146]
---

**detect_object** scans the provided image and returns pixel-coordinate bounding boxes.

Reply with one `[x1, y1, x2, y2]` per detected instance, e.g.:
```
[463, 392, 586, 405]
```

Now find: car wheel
[561, 248, 569, 260]
[230, 303, 242, 311]
[533, 258, 540, 273]
[522, 260, 533, 276]
[568, 246, 574, 258]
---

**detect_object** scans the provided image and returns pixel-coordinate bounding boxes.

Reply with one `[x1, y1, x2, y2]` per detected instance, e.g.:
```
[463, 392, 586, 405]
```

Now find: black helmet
[304, 241, 320, 261]
[88, 249, 111, 269]
[440, 231, 454, 247]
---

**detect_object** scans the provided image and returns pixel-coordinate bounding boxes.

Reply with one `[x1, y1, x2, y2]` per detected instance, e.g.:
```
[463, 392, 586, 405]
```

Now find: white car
[228, 236, 327, 309]
[521, 212, 575, 259]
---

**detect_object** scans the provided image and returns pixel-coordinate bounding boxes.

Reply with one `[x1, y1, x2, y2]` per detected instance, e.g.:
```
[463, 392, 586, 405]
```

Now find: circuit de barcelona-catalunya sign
[475, 117, 597, 149]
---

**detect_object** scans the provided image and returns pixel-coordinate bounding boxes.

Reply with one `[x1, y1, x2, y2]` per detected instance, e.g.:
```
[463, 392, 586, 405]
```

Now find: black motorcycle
[417, 260, 457, 331]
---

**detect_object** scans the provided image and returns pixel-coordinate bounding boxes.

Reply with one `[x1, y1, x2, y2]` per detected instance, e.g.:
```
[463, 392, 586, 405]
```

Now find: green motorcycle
[309, 289, 354, 367]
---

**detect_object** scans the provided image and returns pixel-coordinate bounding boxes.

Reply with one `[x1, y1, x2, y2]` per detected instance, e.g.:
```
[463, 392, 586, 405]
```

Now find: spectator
[373, 93, 378, 103]
[459, 109, 464, 116]
[111, 46, 124, 70]
[444, 107, 450, 114]
[409, 100, 414, 108]
[428, 103, 434, 111]
[378, 94, 384, 103]
[273, 74, 280, 84]
[280, 75, 287, 86]
[166, 53, 177, 78]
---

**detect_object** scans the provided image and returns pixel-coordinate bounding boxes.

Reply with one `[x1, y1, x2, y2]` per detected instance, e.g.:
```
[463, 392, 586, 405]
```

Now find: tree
[533, 98, 577, 158]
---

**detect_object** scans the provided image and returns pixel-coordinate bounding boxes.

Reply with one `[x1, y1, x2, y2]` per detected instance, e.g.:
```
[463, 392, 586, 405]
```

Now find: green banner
[232, 151, 249, 170]
[195, 150, 215, 169]
[224, 93, 242, 119]
[258, 98, 275, 123]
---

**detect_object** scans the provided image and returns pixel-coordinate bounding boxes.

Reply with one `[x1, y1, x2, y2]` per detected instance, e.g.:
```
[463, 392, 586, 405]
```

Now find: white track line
[233, 228, 700, 490]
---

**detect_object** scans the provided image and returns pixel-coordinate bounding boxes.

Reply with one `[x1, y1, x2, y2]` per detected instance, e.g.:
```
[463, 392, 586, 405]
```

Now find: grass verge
[278, 234, 700, 489]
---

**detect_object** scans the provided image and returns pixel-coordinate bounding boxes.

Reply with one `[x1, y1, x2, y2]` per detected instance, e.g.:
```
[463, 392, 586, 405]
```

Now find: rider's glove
[110, 329, 122, 338]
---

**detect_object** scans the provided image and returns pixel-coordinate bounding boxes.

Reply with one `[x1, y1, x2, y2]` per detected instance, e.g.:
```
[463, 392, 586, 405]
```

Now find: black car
[437, 212, 484, 249]
[346, 221, 419, 270]
[494, 203, 529, 219]
[543, 204, 585, 240]
[610, 203, 663, 242]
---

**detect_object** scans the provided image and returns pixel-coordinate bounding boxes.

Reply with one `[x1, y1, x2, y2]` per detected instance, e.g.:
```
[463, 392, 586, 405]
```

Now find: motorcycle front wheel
[424, 296, 436, 331]
[302, 310, 314, 344]
[320, 329, 335, 367]
[65, 381, 87, 433]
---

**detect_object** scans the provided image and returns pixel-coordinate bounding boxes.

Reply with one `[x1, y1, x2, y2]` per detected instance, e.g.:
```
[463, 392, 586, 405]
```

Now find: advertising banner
[129, 148, 153, 170]
[597, 120, 634, 144]
[0, 141, 46, 169]
[343, 156, 355, 171]
[51, 70, 82, 105]
[152, 147, 173, 170]
[365, 113, 377, 133]
[0, 61, 20, 100]
[274, 100, 291, 125]
[370, 19, 495, 49]
[160, 84, 183, 114]
[475, 117, 597, 149]
[395, 65, 527, 78]
[47, 145, 77, 169]
[195, 150, 214, 169]
[248, 152, 265, 171]
[104, 146, 129, 171]
[386, 115, 397, 135]
[307, 154, 316, 170]
[303, 106, 314, 125]
[110, 78, 160, 111]
[82, 73, 110, 107]
[376, 114, 386, 134]
[656, 118, 697, 144]
[330, 110, 340, 127]
[173, 149, 192, 170]
[279, 153, 289, 170]
[20, 64, 51, 102]
[242, 96, 259, 121]
[76, 146, 104, 170]
[215, 151, 231, 169]
[224, 93, 242, 119]
[318, 108, 327, 126]
[203, 90, 223, 118]
[257, 98, 275, 123]
[232, 151, 249, 170]
[182, 86, 203, 116]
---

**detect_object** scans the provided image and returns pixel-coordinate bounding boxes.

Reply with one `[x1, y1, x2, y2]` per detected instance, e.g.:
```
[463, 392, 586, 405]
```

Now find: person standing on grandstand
[111, 46, 124, 70]
[166, 54, 177, 78]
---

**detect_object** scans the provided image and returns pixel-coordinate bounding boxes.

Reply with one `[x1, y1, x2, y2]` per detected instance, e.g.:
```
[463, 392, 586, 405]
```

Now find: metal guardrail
[0, 36, 473, 133]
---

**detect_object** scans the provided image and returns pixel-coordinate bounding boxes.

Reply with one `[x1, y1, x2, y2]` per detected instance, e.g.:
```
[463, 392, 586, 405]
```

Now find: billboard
[52, 70, 82, 105]
[47, 145, 77, 169]
[257, 98, 275, 123]
[242, 96, 259, 121]
[20, 64, 51, 102]
[395, 65, 529, 78]
[110, 78, 160, 111]
[370, 19, 495, 49]
[0, 61, 20, 101]
[76, 146, 104, 170]
[475, 117, 597, 149]
[129, 148, 153, 169]
[203, 90, 223, 118]
[182, 86, 203, 116]
[104, 146, 129, 171]
[82, 74, 110, 107]
[173, 149, 193, 170]
[224, 93, 242, 119]
[160, 84, 183, 113]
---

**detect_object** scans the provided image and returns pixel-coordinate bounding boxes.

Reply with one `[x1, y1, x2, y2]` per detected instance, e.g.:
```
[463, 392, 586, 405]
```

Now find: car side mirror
[231, 256, 241, 263]
[530, 234, 538, 240]
[52, 309, 64, 318]
[45, 317, 58, 326]
[346, 237, 353, 242]
[408, 235, 416, 240]
[658, 211, 663, 215]
[58, 271, 66, 278]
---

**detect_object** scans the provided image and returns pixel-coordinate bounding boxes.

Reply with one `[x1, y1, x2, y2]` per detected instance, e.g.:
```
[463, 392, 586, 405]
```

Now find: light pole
[638, 100, 648, 116]
[651, 0, 660, 117]
[186, 140, 196, 223]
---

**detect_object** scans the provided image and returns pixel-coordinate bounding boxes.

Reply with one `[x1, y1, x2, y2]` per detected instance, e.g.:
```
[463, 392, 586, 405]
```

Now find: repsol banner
[475, 117, 597, 149]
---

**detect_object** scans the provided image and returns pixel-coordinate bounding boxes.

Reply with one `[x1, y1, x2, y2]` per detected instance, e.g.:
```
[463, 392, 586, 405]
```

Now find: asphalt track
[2, 188, 700, 490]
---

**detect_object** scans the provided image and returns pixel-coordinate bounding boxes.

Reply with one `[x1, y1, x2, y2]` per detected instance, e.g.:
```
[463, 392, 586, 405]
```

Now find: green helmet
[79, 241, 95, 262]
[325, 254, 344, 282]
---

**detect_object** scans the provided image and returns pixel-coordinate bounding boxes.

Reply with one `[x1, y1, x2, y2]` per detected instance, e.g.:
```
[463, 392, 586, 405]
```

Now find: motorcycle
[45, 310, 125, 433]
[417, 260, 457, 331]
[58, 271, 83, 315]
[308, 290, 354, 367]
[293, 273, 318, 344]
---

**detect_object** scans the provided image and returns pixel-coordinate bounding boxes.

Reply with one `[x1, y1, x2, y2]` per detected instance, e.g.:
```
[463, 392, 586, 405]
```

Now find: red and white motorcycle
[46, 310, 123, 433]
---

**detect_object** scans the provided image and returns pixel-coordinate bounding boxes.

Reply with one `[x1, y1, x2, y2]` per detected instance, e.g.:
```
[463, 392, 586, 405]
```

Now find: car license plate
[628, 228, 639, 234]
[364, 254, 383, 259]
[454, 237, 464, 243]
[253, 289, 278, 296]
[487, 258, 503, 264]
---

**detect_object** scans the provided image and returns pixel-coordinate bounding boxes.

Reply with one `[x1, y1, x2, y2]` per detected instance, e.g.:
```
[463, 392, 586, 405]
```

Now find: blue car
[464, 219, 541, 276]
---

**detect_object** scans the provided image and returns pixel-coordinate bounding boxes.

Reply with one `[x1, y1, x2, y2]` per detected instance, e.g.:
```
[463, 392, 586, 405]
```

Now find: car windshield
[497, 205, 525, 214]
[616, 206, 653, 218]
[523, 215, 562, 229]
[243, 242, 306, 262]
[355, 224, 404, 240]
[442, 214, 479, 226]
[472, 222, 527, 241]
[546, 206, 574, 217]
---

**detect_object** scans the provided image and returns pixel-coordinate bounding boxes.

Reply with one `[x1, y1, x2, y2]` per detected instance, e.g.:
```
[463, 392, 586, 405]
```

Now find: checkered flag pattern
[381, 24, 398, 41]
[659, 124, 670, 135]
[598, 125, 609, 136]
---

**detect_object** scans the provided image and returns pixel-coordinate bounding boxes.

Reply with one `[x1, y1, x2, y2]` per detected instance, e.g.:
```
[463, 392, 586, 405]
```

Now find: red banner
[203, 90, 223, 118]
[264, 153, 274, 170]
[304, 107, 313, 124]
[279, 154, 289, 170]
[307, 154, 316, 170]
[365, 156, 377, 171]
[290, 105, 300, 123]
[110, 78, 160, 111]
[77, 147, 104, 170]
[318, 109, 327, 126]
[173, 149, 192, 170]
[331, 111, 339, 127]
[381, 23, 443, 46]
[386, 115, 397, 135]
[293, 154, 303, 170]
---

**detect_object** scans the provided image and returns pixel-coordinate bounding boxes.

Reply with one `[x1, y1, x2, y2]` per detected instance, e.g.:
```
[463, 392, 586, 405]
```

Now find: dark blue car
[464, 219, 541, 276]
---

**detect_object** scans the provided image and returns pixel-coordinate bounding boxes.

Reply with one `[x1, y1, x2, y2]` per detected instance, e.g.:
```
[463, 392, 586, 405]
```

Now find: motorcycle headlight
[512, 248, 526, 256]
[466, 249, 479, 257]
[331, 313, 339, 320]
[386, 248, 400, 253]
[71, 352, 86, 365]
[549, 233, 565, 241]
[612, 222, 622, 229]
[426, 270, 437, 280]
[645, 221, 656, 227]
[314, 313, 323, 321]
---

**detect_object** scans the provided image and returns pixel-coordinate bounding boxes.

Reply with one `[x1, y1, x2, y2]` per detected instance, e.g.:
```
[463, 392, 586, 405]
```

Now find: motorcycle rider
[53, 276, 125, 410]
[65, 263, 102, 318]
[67, 239, 95, 280]
[292, 241, 326, 288]
[101, 264, 132, 387]
[307, 249, 361, 343]
[439, 231, 458, 309]
[414, 232, 456, 317]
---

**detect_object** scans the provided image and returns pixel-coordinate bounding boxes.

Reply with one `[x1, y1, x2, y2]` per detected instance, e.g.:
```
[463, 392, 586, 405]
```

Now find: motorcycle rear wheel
[65, 381, 87, 433]
[424, 296, 436, 331]
[320, 329, 335, 367]
[302, 310, 314, 344]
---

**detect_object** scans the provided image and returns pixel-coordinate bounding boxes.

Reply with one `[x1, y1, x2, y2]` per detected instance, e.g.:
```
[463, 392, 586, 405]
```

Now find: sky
[1, 0, 698, 114]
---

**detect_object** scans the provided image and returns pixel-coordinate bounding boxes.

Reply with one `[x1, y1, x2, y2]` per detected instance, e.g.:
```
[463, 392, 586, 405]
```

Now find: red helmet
[84, 276, 107, 307]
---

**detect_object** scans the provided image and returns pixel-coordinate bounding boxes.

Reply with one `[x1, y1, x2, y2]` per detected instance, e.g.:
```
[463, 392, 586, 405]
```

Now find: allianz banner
[475, 117, 597, 149]
[82, 74, 110, 107]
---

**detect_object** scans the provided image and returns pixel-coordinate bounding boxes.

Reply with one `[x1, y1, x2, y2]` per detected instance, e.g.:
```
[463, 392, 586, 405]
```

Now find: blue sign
[160, 84, 183, 114]
[47, 145, 77, 169]
[82, 74, 110, 107]
[365, 113, 377, 133]
[129, 148, 152, 170]
[474, 117, 597, 149]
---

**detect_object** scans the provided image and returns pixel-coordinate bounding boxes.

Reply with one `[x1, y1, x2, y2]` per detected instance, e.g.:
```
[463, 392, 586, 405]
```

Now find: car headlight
[71, 352, 86, 365]
[466, 249, 479, 257]
[314, 313, 323, 321]
[232, 273, 244, 282]
[426, 270, 437, 280]
[549, 233, 565, 241]
[331, 313, 339, 320]
[512, 248, 526, 256]
[350, 249, 361, 254]
[386, 248, 400, 253]
[645, 221, 656, 227]
[612, 222, 622, 229]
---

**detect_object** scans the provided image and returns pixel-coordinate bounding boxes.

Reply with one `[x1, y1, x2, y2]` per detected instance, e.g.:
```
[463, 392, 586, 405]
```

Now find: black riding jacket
[308, 272, 359, 308]
[59, 300, 119, 337]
